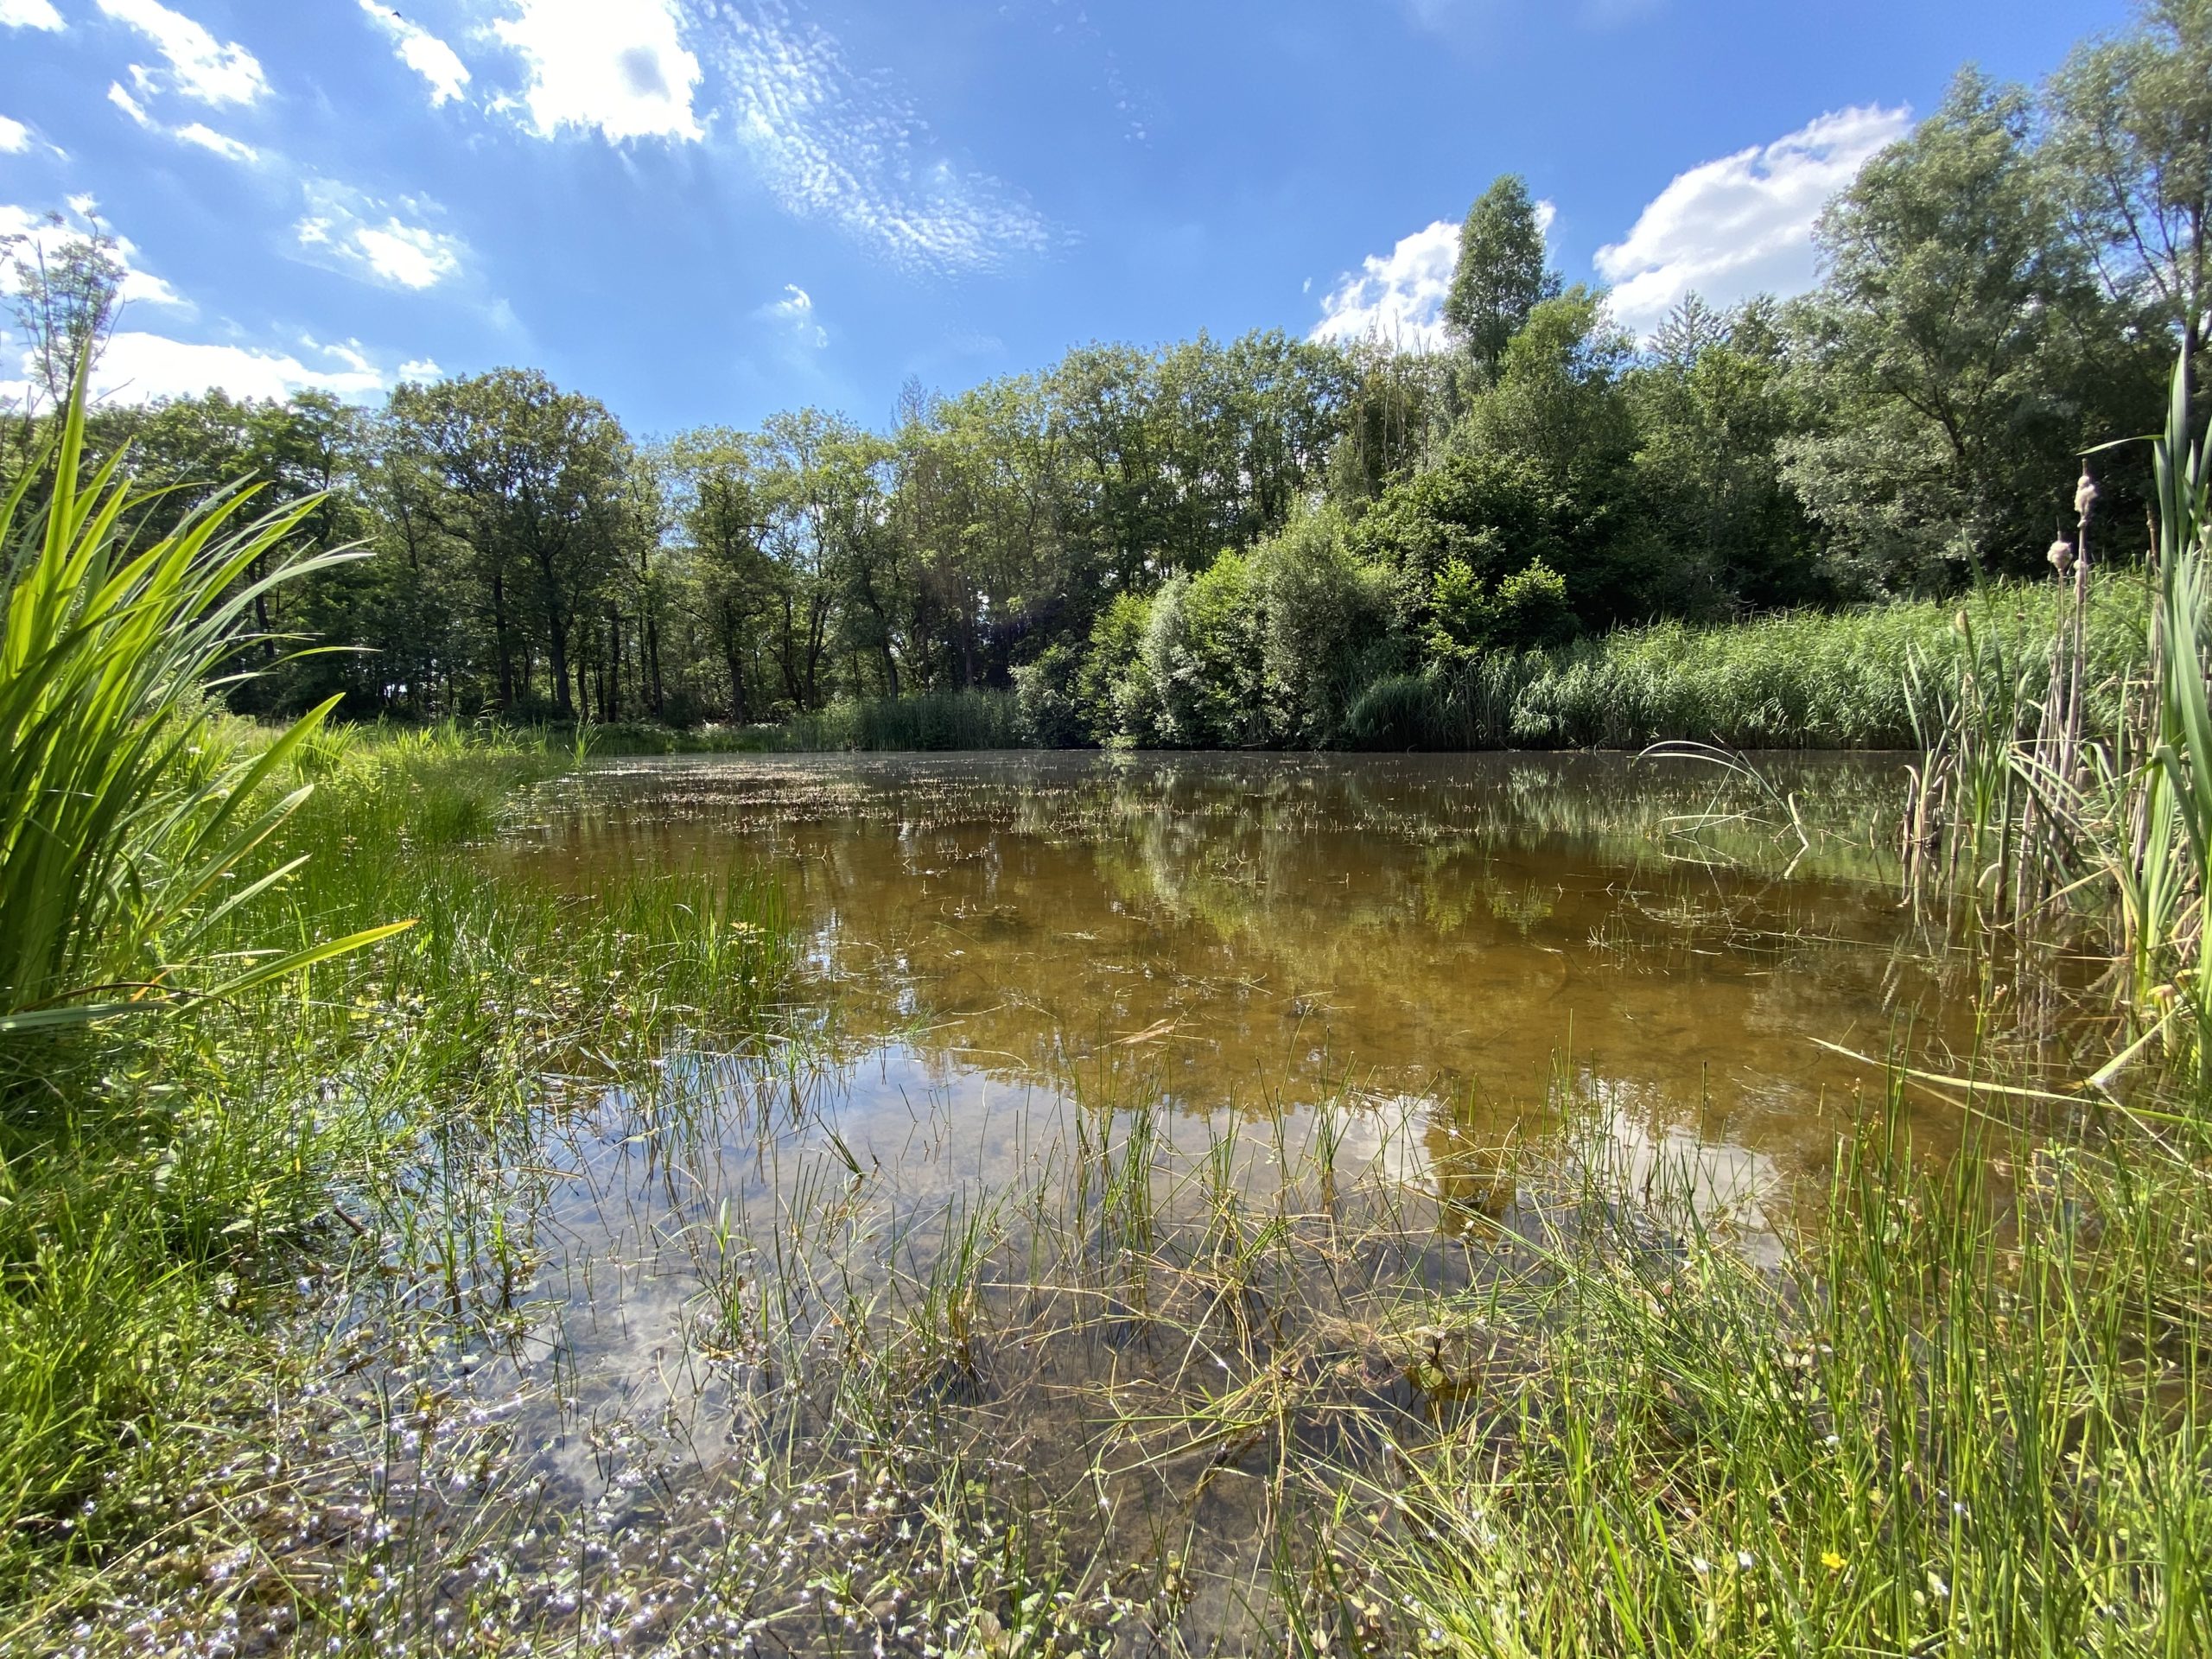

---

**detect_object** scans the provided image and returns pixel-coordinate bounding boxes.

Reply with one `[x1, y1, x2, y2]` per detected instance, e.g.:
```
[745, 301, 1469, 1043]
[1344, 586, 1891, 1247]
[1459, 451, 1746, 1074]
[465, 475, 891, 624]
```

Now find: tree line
[4, 0, 2206, 745]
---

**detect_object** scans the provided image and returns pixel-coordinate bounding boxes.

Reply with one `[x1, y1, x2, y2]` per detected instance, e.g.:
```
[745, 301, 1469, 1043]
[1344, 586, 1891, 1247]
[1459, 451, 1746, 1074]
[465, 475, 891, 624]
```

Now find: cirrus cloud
[702, 0, 1053, 275]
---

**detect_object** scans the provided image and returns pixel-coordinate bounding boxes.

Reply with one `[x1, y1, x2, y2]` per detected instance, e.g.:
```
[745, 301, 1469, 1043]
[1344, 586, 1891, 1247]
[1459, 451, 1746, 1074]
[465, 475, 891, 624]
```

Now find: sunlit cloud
[0, 0, 64, 29]
[1595, 104, 1910, 336]
[1311, 200, 1554, 349]
[359, 1, 472, 107]
[174, 122, 257, 163]
[96, 0, 270, 106]
[295, 181, 467, 291]
[491, 0, 702, 142]
[1311, 219, 1459, 349]
[0, 331, 396, 405]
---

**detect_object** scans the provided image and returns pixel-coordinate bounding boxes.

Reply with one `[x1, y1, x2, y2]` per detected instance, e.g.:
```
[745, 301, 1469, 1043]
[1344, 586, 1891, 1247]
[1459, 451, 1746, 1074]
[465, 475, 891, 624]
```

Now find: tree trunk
[605, 607, 621, 721]
[491, 567, 515, 709]
[546, 609, 573, 716]
[646, 613, 666, 717]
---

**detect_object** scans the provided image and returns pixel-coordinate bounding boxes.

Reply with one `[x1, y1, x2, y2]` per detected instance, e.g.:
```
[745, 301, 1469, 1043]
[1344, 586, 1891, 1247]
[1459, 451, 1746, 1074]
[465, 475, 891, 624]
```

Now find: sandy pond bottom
[296, 753, 1985, 1655]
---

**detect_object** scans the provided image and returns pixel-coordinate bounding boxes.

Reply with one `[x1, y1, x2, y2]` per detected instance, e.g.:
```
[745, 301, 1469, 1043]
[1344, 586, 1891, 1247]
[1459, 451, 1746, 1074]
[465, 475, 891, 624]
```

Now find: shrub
[1013, 643, 1089, 747]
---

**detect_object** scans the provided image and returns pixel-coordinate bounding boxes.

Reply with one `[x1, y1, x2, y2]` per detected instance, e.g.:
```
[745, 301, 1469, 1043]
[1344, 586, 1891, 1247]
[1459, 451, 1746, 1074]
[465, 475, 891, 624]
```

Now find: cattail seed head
[2048, 535, 2075, 578]
[2075, 466, 2098, 524]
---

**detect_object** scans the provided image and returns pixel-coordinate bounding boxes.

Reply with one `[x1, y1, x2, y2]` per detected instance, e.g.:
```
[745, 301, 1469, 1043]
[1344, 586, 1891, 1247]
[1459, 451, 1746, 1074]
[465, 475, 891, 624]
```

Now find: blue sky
[0, 0, 2133, 435]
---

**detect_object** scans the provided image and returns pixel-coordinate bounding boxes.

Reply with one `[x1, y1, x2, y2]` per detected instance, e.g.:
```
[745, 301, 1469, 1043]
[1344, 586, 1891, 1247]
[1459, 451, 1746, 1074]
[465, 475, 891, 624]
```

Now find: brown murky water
[517, 750, 1960, 1172]
[347, 752, 1990, 1651]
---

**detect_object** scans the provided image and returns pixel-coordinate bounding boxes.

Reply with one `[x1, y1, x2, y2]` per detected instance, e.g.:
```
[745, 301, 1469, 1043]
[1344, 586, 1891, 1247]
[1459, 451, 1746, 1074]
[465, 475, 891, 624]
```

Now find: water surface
[345, 750, 1988, 1650]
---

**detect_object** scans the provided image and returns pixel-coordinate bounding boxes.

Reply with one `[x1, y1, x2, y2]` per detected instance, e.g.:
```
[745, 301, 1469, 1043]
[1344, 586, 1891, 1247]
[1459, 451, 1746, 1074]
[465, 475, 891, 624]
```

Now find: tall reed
[1905, 351, 2212, 1084]
[0, 371, 404, 1045]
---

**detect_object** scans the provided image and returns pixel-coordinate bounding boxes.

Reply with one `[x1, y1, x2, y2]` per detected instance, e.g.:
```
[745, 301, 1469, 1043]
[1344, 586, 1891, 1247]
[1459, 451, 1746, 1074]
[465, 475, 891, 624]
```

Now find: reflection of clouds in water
[440, 1029, 1793, 1524]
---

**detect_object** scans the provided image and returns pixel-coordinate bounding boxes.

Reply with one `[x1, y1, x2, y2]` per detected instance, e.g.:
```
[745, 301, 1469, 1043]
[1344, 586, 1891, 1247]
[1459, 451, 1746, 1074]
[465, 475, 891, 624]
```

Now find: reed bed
[1903, 354, 2212, 1088]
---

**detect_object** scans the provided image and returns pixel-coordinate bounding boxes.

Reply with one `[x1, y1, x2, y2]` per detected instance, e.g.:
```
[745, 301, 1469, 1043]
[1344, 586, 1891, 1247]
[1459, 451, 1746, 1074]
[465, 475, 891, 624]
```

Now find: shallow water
[517, 750, 1959, 1164]
[344, 751, 1992, 1651]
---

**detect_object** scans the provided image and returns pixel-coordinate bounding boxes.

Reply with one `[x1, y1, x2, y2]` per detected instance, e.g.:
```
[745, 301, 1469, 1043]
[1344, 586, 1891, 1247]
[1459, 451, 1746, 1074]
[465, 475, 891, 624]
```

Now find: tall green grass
[1344, 580, 2142, 753]
[769, 686, 1030, 752]
[1904, 352, 2212, 1081]
[1344, 1103, 2210, 1657]
[0, 373, 403, 1042]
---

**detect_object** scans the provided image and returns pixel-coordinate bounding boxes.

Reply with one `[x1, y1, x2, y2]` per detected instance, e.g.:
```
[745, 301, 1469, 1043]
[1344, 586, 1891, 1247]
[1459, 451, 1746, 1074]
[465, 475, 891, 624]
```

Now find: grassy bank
[709, 577, 2141, 754]
[0, 724, 794, 1627]
[1348, 575, 2144, 752]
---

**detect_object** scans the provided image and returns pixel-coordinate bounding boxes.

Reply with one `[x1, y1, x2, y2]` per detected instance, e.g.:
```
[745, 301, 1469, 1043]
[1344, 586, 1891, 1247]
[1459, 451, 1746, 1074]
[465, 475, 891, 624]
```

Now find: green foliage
[1443, 175, 1562, 381]
[1141, 555, 1274, 748]
[1251, 505, 1395, 744]
[1783, 70, 2137, 591]
[0, 375, 404, 1042]
[2045, 0, 2212, 374]
[1632, 296, 1828, 610]
[1351, 449, 1569, 638]
[1013, 642, 1089, 747]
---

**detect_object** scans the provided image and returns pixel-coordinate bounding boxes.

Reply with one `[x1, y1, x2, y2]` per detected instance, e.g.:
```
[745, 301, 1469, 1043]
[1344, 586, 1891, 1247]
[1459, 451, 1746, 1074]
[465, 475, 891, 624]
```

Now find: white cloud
[1312, 200, 1557, 349]
[1595, 104, 1910, 337]
[96, 0, 269, 105]
[173, 122, 256, 162]
[3, 331, 391, 404]
[0, 200, 187, 309]
[109, 79, 259, 163]
[491, 0, 701, 142]
[759, 283, 827, 347]
[1311, 219, 1461, 349]
[397, 356, 442, 380]
[0, 0, 64, 29]
[107, 81, 156, 128]
[0, 116, 28, 153]
[347, 219, 461, 289]
[705, 0, 1052, 274]
[295, 181, 466, 290]
[358, 1, 471, 107]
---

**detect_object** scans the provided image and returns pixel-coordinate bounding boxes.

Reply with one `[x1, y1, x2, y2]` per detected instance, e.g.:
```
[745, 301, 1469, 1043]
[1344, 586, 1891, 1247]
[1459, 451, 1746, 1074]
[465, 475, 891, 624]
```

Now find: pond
[352, 751, 1992, 1652]
[519, 749, 1961, 1155]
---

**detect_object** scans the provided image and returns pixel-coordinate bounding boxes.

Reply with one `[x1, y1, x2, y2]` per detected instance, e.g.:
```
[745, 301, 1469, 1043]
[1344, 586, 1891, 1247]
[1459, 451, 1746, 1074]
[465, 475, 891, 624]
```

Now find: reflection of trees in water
[530, 754, 1971, 1171]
